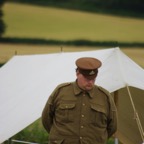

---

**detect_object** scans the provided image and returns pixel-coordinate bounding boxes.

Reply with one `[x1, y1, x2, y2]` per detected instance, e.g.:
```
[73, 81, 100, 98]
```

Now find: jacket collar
[72, 81, 95, 98]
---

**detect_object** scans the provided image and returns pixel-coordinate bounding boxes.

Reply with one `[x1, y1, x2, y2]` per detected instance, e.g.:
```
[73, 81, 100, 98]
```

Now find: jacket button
[81, 126, 84, 128]
[81, 114, 84, 117]
[80, 137, 83, 139]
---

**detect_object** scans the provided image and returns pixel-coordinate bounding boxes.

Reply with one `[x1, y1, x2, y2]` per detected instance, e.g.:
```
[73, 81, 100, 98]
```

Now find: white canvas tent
[0, 47, 144, 144]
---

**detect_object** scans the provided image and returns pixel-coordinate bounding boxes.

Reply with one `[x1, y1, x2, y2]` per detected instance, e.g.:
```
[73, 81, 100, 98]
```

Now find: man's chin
[85, 86, 93, 91]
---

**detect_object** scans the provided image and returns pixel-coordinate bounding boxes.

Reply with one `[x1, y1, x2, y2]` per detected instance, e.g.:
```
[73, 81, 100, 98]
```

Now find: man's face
[76, 71, 96, 91]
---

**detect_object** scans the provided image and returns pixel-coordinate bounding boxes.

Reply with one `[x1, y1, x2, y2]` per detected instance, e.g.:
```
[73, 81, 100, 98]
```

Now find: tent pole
[114, 90, 119, 109]
[8, 138, 12, 144]
[15, 50, 17, 55]
[61, 46, 63, 52]
[114, 90, 119, 144]
[126, 85, 144, 143]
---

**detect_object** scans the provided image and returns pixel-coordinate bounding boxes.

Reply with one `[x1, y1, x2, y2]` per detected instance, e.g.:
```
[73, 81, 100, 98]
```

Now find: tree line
[0, 0, 5, 37]
[8, 0, 144, 11]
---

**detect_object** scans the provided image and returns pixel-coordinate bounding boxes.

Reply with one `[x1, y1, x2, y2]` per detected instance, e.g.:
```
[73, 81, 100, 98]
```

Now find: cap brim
[82, 74, 97, 80]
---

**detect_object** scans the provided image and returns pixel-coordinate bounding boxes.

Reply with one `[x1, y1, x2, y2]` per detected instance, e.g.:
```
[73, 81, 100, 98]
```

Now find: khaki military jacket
[42, 81, 117, 144]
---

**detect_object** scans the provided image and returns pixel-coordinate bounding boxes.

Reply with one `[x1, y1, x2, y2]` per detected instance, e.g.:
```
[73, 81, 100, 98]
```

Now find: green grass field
[2, 2, 144, 43]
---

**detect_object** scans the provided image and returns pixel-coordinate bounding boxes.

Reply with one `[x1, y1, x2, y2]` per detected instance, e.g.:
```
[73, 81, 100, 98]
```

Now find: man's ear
[76, 69, 80, 77]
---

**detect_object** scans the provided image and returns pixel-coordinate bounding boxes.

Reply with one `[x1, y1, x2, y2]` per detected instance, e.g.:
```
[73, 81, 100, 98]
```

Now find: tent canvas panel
[0, 47, 144, 144]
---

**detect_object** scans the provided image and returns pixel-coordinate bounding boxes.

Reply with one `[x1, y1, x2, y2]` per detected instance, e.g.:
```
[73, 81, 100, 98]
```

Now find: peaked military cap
[76, 57, 102, 78]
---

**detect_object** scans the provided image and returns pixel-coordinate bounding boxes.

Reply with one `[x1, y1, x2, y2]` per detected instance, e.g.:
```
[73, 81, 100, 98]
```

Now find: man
[42, 57, 117, 144]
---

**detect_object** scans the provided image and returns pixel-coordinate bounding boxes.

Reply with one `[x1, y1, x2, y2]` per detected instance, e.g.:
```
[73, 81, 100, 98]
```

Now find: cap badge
[89, 70, 95, 75]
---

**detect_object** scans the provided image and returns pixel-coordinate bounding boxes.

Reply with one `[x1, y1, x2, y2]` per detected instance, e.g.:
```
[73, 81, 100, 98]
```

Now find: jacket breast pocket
[90, 103, 107, 128]
[56, 103, 76, 123]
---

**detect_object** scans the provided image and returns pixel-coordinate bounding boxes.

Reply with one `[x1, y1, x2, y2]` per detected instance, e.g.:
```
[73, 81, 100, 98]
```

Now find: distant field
[2, 2, 144, 43]
[0, 44, 144, 68]
[1, 2, 144, 67]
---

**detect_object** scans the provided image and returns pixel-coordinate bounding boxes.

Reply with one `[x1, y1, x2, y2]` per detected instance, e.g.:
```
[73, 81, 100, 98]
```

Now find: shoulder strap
[56, 82, 71, 90]
[98, 86, 110, 96]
